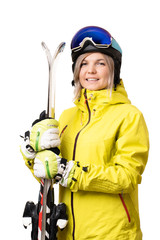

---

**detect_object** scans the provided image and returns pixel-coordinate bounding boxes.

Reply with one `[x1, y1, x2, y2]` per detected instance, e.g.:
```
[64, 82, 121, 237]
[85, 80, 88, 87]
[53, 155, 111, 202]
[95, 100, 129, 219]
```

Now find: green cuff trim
[35, 129, 40, 151]
[45, 158, 52, 179]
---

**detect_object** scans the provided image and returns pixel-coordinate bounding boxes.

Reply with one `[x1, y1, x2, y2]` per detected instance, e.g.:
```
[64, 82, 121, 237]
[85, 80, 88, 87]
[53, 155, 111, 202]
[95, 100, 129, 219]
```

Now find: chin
[86, 87, 97, 91]
[86, 85, 102, 91]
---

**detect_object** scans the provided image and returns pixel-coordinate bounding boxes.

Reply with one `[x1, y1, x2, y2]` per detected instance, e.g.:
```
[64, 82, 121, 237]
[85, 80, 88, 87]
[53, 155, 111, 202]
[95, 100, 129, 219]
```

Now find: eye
[80, 62, 87, 67]
[97, 61, 105, 66]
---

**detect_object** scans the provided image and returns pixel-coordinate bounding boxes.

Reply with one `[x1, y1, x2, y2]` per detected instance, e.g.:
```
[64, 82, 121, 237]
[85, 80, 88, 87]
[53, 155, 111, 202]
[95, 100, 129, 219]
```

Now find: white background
[0, 0, 159, 239]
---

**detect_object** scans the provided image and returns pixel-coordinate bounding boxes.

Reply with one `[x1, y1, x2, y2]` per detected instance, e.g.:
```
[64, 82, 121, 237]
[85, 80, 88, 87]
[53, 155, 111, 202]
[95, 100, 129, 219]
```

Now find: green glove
[30, 118, 60, 152]
[20, 139, 41, 182]
[20, 138, 36, 160]
[33, 150, 67, 181]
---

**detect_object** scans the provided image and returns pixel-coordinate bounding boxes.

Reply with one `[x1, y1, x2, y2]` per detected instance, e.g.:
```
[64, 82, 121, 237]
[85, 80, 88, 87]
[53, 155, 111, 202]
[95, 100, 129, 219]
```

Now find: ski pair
[39, 41, 66, 240]
[23, 42, 67, 240]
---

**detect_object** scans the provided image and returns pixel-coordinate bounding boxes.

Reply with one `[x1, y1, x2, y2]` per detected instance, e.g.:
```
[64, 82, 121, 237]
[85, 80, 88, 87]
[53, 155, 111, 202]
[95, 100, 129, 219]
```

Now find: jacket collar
[74, 80, 131, 111]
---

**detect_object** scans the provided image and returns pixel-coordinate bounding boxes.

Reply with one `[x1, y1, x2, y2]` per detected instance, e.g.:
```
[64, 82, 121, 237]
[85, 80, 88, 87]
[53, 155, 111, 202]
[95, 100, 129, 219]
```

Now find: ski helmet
[71, 26, 122, 87]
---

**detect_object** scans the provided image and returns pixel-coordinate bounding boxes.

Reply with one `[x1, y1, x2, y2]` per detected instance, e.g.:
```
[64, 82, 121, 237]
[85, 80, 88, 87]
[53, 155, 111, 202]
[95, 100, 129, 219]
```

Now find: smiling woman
[79, 53, 111, 90]
[73, 52, 114, 98]
[20, 25, 149, 240]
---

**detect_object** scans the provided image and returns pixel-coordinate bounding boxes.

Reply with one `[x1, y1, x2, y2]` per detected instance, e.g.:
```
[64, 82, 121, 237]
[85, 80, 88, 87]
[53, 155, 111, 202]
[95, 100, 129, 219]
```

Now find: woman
[21, 26, 149, 240]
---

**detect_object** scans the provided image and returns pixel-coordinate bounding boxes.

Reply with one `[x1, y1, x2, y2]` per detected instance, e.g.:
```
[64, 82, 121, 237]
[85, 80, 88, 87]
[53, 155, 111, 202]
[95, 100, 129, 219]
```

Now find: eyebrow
[97, 59, 105, 61]
[82, 58, 105, 62]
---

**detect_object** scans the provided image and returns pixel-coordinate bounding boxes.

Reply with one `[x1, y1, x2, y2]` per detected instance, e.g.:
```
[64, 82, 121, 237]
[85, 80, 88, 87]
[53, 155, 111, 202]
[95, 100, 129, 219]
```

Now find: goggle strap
[111, 38, 122, 54]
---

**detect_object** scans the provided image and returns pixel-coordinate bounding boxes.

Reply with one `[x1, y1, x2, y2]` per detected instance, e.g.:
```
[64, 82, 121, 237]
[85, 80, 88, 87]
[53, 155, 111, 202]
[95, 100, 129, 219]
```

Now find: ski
[22, 41, 66, 240]
[39, 41, 66, 240]
[41, 41, 65, 118]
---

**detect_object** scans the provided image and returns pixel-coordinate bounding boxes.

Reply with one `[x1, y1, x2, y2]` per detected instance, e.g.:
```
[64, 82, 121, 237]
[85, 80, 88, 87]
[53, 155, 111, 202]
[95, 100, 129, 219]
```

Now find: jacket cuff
[70, 163, 88, 192]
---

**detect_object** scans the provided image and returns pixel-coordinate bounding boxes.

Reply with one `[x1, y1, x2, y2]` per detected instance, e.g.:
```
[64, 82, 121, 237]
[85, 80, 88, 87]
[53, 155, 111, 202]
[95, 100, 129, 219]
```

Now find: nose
[87, 63, 96, 74]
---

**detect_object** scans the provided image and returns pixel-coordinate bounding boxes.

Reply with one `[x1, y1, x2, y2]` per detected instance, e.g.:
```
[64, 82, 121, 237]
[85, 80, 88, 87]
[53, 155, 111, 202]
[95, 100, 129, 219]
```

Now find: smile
[86, 78, 99, 81]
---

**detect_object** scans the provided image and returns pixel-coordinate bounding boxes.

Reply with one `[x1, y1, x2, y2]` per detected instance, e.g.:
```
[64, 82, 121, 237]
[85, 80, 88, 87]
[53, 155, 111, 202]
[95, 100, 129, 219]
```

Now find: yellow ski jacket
[58, 81, 149, 240]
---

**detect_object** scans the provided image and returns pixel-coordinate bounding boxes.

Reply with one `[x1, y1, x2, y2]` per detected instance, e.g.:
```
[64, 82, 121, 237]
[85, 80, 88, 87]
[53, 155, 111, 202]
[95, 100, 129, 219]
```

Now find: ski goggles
[71, 26, 122, 54]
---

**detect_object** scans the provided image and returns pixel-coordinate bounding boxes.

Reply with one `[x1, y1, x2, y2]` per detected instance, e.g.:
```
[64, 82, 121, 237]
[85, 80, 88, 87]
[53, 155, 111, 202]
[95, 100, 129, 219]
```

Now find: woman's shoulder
[116, 102, 143, 117]
[60, 106, 77, 117]
[116, 102, 148, 132]
[112, 102, 147, 129]
[59, 106, 77, 124]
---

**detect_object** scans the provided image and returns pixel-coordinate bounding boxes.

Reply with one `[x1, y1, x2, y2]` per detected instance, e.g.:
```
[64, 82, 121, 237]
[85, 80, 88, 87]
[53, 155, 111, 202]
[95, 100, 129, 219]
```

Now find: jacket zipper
[119, 193, 131, 223]
[71, 89, 91, 240]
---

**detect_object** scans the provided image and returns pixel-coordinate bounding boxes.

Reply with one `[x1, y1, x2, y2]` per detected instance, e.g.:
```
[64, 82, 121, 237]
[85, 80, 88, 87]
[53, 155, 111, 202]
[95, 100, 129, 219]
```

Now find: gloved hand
[33, 150, 67, 181]
[20, 137, 38, 180]
[20, 137, 36, 160]
[60, 161, 77, 188]
[29, 111, 60, 152]
[60, 161, 89, 189]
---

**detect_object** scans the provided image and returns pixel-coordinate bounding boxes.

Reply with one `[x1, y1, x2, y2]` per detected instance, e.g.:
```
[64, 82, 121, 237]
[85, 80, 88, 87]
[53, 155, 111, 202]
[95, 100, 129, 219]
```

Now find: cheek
[103, 69, 110, 81]
[79, 70, 85, 83]
[100, 70, 110, 88]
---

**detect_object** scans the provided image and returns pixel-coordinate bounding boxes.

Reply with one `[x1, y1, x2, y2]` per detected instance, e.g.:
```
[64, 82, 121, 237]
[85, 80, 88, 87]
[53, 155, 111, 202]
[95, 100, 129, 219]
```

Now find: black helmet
[71, 26, 122, 87]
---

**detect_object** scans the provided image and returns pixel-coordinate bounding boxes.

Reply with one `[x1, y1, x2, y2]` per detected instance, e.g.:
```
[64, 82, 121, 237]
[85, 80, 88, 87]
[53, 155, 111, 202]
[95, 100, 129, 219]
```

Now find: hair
[73, 52, 114, 100]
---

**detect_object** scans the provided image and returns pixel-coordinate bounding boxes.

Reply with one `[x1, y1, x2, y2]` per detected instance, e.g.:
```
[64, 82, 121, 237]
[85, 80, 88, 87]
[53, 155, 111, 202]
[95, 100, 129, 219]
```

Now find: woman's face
[79, 52, 110, 91]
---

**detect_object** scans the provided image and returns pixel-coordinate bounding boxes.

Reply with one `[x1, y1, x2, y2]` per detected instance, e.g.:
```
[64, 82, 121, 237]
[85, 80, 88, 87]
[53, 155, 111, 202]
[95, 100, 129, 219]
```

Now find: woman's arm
[69, 112, 149, 194]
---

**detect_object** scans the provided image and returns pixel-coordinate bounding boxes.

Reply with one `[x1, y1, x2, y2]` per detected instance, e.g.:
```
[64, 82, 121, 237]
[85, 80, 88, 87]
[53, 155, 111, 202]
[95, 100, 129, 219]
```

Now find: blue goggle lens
[71, 26, 112, 50]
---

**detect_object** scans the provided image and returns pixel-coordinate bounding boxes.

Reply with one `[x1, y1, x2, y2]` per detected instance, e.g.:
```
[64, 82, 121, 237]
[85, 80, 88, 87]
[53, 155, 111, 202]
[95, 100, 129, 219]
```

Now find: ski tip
[41, 42, 51, 56]
[41, 41, 49, 51]
[41, 41, 66, 53]
[41, 41, 45, 48]
[59, 42, 66, 52]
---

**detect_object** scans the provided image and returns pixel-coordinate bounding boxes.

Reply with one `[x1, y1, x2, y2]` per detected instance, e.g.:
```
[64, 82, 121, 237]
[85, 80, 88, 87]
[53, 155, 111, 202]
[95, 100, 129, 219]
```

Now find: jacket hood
[74, 80, 131, 111]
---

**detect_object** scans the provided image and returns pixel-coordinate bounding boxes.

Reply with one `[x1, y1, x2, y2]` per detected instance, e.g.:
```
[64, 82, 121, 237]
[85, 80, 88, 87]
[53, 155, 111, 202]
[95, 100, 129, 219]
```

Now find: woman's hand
[21, 111, 61, 152]
[33, 150, 67, 181]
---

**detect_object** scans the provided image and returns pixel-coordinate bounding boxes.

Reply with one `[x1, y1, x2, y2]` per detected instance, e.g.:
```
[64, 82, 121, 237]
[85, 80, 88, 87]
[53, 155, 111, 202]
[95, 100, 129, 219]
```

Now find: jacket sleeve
[20, 149, 41, 183]
[70, 111, 149, 194]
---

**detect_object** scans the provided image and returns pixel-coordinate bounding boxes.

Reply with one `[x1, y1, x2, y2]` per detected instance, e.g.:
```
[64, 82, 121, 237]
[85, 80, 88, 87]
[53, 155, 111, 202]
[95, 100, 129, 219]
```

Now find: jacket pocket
[119, 193, 131, 223]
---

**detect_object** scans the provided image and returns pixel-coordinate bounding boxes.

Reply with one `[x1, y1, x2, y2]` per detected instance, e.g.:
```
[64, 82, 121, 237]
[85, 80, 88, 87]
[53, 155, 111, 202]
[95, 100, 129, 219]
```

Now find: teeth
[87, 78, 98, 81]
